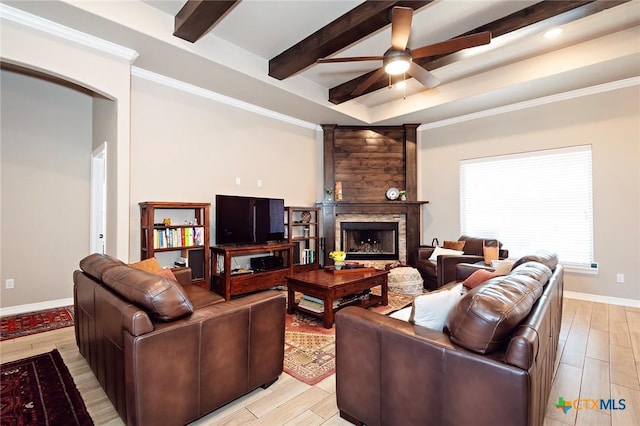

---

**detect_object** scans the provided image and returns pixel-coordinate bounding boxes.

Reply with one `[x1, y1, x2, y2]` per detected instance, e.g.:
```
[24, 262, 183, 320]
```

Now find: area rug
[0, 349, 93, 425]
[283, 290, 416, 385]
[0, 306, 75, 341]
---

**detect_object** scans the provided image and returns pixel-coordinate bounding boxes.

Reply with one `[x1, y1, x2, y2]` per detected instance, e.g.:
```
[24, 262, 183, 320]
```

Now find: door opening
[90, 142, 107, 254]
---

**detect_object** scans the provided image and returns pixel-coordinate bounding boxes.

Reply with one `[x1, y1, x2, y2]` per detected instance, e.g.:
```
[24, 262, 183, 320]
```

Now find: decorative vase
[334, 261, 344, 270]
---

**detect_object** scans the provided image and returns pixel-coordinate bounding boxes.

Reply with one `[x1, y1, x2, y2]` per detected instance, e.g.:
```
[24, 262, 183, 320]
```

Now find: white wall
[0, 70, 92, 307]
[128, 75, 321, 261]
[418, 86, 640, 301]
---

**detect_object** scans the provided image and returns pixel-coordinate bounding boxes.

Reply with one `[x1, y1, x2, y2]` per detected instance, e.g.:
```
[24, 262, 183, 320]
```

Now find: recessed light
[543, 28, 563, 39]
[395, 81, 407, 90]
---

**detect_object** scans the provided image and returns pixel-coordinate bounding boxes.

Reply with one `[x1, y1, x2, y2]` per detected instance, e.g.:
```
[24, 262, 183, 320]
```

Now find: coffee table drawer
[231, 269, 288, 294]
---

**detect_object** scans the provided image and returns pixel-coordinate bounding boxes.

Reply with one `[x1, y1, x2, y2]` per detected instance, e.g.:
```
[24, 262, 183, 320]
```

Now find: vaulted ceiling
[5, 0, 640, 126]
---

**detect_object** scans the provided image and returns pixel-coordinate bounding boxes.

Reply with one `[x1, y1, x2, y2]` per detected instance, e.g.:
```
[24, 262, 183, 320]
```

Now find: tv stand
[210, 242, 294, 300]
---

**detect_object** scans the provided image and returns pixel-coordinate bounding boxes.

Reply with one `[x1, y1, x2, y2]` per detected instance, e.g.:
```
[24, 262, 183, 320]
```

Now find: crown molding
[419, 77, 640, 131]
[131, 67, 320, 131]
[0, 4, 139, 63]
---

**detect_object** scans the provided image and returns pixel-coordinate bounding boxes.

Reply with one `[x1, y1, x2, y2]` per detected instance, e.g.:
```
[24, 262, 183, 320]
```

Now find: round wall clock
[386, 187, 400, 200]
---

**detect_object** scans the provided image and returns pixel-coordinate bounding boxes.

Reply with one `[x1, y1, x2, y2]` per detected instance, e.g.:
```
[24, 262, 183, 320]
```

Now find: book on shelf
[298, 294, 340, 312]
[303, 249, 314, 264]
[153, 227, 205, 249]
[297, 299, 324, 313]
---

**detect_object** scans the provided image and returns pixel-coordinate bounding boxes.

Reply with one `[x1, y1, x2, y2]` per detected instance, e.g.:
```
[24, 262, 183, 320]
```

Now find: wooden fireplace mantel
[317, 201, 429, 267]
[320, 124, 427, 267]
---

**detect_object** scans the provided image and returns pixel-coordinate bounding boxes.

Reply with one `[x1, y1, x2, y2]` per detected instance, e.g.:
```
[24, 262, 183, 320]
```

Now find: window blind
[460, 145, 593, 267]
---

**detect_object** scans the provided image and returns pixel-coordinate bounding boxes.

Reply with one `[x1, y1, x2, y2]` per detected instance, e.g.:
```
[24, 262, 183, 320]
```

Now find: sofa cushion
[79, 253, 126, 281]
[512, 250, 558, 271]
[428, 246, 464, 261]
[184, 285, 225, 310]
[443, 240, 465, 251]
[463, 269, 500, 289]
[409, 284, 464, 331]
[102, 265, 194, 321]
[446, 272, 545, 354]
[510, 261, 553, 288]
[458, 235, 501, 256]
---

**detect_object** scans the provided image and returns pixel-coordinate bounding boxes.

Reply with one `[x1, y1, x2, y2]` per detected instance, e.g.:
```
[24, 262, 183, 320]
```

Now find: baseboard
[0, 298, 74, 317]
[564, 291, 640, 308]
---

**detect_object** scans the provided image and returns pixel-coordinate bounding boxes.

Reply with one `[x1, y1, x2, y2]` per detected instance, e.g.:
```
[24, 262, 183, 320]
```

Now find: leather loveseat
[335, 251, 563, 426]
[416, 235, 509, 290]
[73, 253, 286, 426]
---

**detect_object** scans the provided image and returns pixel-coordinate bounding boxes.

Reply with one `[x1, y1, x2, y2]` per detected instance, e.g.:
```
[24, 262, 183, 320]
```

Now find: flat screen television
[215, 194, 285, 245]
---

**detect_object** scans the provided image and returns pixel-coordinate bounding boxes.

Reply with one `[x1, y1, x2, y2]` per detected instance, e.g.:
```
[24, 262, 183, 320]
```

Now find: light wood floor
[1, 297, 638, 425]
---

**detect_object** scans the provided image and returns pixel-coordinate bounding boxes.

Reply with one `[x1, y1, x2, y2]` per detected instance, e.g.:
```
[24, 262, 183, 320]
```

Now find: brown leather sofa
[416, 235, 509, 290]
[335, 251, 563, 426]
[73, 253, 286, 426]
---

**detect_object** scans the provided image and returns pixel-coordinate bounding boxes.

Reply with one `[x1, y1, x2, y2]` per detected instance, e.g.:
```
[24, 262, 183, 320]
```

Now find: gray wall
[418, 85, 640, 302]
[1, 69, 92, 307]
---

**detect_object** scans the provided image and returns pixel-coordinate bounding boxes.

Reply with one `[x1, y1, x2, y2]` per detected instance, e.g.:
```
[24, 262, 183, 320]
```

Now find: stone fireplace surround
[336, 214, 406, 263]
[319, 201, 424, 267]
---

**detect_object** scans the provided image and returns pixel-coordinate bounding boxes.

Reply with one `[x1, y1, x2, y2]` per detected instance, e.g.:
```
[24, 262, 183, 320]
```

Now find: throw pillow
[493, 260, 515, 275]
[443, 240, 466, 251]
[129, 257, 164, 274]
[463, 269, 500, 289]
[483, 245, 499, 265]
[409, 284, 464, 331]
[156, 268, 178, 281]
[428, 246, 465, 262]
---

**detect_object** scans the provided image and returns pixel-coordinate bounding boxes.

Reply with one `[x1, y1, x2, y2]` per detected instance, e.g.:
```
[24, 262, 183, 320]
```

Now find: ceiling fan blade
[352, 67, 387, 96]
[408, 63, 441, 89]
[391, 7, 413, 51]
[317, 56, 384, 64]
[412, 31, 492, 59]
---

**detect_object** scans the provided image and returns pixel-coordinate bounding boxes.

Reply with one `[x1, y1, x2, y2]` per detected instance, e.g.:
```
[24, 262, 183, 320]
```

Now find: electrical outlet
[5, 279, 15, 289]
[616, 273, 624, 283]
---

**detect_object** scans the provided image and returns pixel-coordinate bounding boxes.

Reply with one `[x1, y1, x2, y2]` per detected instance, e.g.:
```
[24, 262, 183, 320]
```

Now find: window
[460, 145, 593, 269]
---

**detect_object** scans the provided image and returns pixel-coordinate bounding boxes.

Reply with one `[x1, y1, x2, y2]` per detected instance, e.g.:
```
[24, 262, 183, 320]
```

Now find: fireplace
[341, 222, 399, 260]
[333, 213, 407, 264]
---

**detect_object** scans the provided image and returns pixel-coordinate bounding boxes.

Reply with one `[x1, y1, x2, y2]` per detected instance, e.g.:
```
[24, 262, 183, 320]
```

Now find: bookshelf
[285, 207, 320, 273]
[139, 201, 210, 288]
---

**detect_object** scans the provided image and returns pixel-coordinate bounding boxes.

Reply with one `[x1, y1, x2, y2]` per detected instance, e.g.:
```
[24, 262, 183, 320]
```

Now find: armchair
[415, 235, 508, 290]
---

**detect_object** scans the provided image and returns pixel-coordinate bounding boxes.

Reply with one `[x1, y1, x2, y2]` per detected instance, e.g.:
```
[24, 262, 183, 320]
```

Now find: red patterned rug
[0, 307, 74, 341]
[0, 349, 93, 425]
[283, 290, 416, 385]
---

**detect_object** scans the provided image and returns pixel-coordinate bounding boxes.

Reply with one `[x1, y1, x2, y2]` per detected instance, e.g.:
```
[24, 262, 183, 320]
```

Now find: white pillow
[389, 306, 412, 322]
[428, 246, 465, 261]
[493, 259, 515, 275]
[410, 284, 464, 331]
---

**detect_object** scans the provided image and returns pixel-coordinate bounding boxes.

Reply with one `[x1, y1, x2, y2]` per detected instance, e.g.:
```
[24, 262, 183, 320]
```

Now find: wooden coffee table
[286, 268, 389, 328]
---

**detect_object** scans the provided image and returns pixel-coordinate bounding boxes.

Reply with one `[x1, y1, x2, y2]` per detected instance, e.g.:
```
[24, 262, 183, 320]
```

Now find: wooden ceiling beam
[174, 0, 240, 43]
[268, 0, 432, 81]
[328, 0, 628, 104]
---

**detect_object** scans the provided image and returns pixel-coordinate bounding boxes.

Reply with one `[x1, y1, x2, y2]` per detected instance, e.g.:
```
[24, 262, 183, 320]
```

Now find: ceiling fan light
[384, 58, 410, 75]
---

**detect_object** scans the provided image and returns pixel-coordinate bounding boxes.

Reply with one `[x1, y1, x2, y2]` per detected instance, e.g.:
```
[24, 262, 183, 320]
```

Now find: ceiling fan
[317, 6, 492, 96]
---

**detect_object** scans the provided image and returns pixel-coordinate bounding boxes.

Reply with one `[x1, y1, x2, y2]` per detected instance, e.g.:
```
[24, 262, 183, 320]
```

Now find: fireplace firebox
[340, 222, 399, 260]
